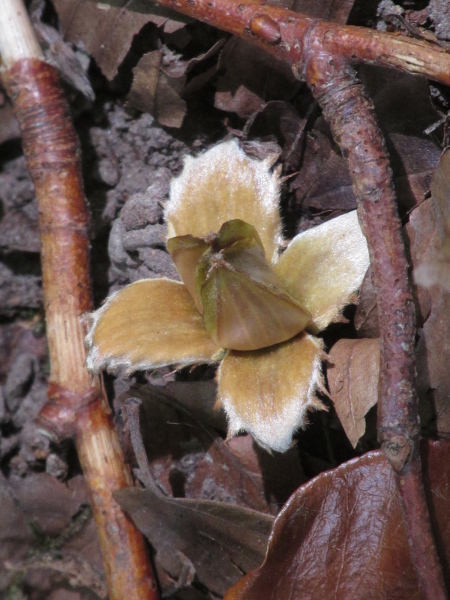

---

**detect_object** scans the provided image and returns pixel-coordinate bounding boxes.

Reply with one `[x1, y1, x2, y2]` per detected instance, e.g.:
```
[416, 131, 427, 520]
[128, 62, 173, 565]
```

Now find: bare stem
[0, 2, 159, 598]
[146, 0, 450, 85]
[303, 51, 447, 600]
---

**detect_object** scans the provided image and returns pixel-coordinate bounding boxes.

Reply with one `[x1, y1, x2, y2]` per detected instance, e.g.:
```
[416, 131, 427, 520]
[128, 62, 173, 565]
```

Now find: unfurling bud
[168, 219, 311, 351]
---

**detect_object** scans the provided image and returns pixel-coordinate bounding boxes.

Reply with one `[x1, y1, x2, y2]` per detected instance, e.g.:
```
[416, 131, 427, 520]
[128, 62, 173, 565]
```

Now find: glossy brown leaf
[328, 338, 380, 448]
[225, 440, 450, 600]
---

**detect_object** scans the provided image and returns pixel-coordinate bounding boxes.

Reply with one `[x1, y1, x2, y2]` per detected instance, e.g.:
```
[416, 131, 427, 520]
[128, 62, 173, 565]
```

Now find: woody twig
[0, 1, 159, 598]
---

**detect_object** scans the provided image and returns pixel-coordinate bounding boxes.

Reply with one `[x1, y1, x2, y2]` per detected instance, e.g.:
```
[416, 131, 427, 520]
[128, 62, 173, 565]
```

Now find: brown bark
[302, 51, 447, 599]
[3, 58, 158, 600]
[144, 0, 450, 85]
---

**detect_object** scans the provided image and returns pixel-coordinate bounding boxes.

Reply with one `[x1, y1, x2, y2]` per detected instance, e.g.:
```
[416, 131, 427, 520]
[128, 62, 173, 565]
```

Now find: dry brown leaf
[213, 0, 354, 119]
[115, 483, 274, 597]
[243, 101, 306, 170]
[114, 389, 278, 595]
[127, 40, 224, 127]
[327, 338, 380, 448]
[127, 51, 186, 128]
[124, 383, 306, 509]
[406, 150, 450, 435]
[354, 267, 379, 337]
[290, 69, 439, 221]
[53, 0, 188, 80]
[119, 385, 275, 513]
[225, 439, 450, 600]
[214, 38, 301, 118]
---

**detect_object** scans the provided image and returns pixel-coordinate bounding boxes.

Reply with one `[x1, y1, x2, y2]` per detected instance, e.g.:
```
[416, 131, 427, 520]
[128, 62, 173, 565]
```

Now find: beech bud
[168, 219, 311, 351]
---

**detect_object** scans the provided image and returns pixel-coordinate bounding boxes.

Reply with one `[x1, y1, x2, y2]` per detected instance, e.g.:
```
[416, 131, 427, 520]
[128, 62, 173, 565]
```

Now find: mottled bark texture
[149, 0, 450, 84]
[301, 51, 446, 600]
[3, 59, 158, 600]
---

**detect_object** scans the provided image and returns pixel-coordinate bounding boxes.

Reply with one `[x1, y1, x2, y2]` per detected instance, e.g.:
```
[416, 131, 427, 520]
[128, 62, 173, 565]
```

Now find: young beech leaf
[196, 237, 311, 351]
[214, 219, 265, 252]
[168, 218, 311, 351]
[167, 234, 209, 312]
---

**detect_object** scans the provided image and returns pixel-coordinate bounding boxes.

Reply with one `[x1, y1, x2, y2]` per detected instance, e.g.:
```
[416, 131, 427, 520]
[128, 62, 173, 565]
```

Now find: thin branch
[144, 0, 450, 85]
[303, 51, 447, 599]
[0, 1, 159, 598]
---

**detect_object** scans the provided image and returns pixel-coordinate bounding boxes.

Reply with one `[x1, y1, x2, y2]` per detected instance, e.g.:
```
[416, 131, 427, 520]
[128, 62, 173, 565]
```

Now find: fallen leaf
[31, 0, 94, 100]
[244, 101, 306, 170]
[119, 385, 273, 512]
[52, 0, 189, 80]
[290, 69, 439, 223]
[354, 267, 379, 338]
[127, 40, 224, 127]
[115, 482, 274, 596]
[127, 50, 186, 128]
[225, 439, 450, 600]
[114, 393, 275, 596]
[407, 149, 450, 435]
[327, 338, 380, 447]
[214, 38, 301, 118]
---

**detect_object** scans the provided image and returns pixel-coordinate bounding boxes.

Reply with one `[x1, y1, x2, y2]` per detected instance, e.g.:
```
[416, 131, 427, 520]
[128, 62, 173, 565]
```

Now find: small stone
[46, 452, 69, 480]
[4, 353, 35, 412]
[98, 157, 120, 187]
[137, 247, 180, 279]
[120, 192, 162, 231]
[0, 386, 8, 424]
[122, 224, 167, 251]
[108, 219, 137, 275]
